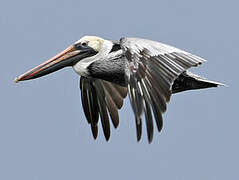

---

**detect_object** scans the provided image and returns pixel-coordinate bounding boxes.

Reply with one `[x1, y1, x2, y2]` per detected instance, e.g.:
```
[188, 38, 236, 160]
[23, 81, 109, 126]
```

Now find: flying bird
[15, 36, 224, 143]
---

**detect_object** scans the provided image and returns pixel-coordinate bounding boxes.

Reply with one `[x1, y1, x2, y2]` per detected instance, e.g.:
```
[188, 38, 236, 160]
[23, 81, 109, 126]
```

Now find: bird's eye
[81, 42, 87, 46]
[74, 42, 88, 50]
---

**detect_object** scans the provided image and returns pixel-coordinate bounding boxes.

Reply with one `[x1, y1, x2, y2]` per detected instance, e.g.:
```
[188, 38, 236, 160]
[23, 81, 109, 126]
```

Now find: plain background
[0, 0, 238, 179]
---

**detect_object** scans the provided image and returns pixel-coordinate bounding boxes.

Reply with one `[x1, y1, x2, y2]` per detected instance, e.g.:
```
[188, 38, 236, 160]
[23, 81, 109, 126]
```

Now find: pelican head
[14, 36, 107, 83]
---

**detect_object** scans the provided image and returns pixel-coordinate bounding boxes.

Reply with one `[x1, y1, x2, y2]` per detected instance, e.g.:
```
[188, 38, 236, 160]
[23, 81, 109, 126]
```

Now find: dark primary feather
[80, 77, 127, 141]
[120, 37, 205, 143]
[101, 81, 127, 127]
[93, 80, 111, 140]
[80, 78, 99, 139]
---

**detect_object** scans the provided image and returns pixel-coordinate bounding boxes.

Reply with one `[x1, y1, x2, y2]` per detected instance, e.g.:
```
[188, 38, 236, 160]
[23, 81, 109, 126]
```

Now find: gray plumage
[79, 37, 223, 143]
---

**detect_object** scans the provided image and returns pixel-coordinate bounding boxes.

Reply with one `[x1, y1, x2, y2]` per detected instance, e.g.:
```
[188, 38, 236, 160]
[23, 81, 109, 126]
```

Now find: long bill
[14, 44, 96, 83]
[14, 45, 80, 83]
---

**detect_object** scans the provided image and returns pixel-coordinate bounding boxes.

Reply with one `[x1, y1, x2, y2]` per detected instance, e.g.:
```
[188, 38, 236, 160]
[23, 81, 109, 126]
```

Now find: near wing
[120, 37, 206, 143]
[80, 77, 127, 141]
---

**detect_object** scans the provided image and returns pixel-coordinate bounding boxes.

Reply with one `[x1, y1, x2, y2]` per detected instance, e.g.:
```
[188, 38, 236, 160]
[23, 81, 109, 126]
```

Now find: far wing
[120, 37, 206, 143]
[80, 77, 127, 141]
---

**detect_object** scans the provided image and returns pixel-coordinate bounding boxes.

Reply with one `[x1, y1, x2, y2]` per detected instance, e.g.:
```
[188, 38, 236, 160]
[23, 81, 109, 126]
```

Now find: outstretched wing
[120, 37, 206, 143]
[80, 77, 127, 141]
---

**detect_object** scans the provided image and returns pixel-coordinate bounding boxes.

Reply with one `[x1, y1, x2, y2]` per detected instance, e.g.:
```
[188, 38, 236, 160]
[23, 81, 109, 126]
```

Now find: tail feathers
[172, 71, 225, 94]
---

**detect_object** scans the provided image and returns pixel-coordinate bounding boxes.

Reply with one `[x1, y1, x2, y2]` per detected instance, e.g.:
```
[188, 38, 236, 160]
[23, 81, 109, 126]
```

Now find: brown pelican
[15, 36, 224, 143]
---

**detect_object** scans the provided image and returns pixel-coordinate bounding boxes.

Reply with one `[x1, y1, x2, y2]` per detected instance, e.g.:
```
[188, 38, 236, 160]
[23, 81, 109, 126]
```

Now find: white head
[72, 36, 114, 76]
[75, 36, 105, 52]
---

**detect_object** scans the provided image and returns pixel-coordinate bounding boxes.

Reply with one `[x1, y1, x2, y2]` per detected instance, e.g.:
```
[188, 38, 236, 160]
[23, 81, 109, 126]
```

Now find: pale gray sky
[0, 0, 238, 179]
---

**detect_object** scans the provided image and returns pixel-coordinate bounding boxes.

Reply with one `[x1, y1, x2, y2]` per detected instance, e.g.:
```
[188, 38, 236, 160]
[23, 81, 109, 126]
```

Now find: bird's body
[15, 36, 224, 143]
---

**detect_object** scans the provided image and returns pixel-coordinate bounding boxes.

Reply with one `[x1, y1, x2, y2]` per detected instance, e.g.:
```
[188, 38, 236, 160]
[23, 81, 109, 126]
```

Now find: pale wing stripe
[120, 37, 206, 143]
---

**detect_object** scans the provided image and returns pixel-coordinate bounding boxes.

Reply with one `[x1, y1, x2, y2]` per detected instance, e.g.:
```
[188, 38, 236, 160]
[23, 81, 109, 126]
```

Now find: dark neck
[87, 53, 127, 86]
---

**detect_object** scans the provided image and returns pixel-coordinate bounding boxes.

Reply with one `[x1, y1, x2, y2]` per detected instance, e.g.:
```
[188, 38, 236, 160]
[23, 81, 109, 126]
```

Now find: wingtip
[92, 134, 98, 140]
[148, 138, 153, 144]
[105, 136, 110, 142]
[137, 133, 142, 142]
[90, 124, 98, 140]
[217, 82, 228, 87]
